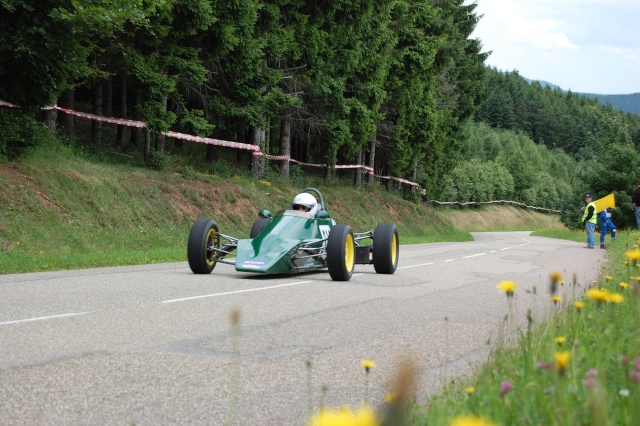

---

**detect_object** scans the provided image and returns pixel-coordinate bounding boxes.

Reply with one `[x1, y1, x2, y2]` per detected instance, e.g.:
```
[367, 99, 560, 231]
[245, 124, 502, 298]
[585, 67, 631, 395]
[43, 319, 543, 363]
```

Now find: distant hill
[577, 93, 640, 116]
[524, 77, 639, 116]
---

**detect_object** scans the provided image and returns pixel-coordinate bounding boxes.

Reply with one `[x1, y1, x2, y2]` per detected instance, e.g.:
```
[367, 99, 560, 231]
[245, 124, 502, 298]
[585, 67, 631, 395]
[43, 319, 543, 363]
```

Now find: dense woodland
[2, 1, 640, 228]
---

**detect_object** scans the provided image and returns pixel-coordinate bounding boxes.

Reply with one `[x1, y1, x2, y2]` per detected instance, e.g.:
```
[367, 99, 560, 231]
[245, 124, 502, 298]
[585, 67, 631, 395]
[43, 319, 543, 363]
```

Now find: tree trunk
[280, 118, 291, 179]
[116, 73, 127, 145]
[251, 126, 266, 179]
[367, 129, 376, 184]
[354, 150, 363, 188]
[412, 158, 418, 199]
[58, 77, 74, 138]
[42, 108, 57, 132]
[104, 78, 113, 117]
[144, 128, 151, 166]
[91, 81, 103, 148]
[155, 96, 167, 153]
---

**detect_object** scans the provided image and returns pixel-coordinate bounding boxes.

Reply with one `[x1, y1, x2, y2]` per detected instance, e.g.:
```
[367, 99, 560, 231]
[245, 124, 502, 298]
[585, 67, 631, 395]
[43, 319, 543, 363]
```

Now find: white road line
[162, 280, 314, 304]
[397, 262, 434, 270]
[0, 312, 88, 327]
[462, 253, 487, 259]
[444, 259, 455, 262]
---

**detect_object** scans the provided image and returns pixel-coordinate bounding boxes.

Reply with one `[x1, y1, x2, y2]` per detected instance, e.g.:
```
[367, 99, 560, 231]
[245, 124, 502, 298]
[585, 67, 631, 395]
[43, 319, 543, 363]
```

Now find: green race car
[187, 188, 399, 281]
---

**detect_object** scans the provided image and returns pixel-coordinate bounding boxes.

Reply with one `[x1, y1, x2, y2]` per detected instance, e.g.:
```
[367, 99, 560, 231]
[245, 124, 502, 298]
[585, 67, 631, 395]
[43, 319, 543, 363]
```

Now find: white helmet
[292, 192, 318, 213]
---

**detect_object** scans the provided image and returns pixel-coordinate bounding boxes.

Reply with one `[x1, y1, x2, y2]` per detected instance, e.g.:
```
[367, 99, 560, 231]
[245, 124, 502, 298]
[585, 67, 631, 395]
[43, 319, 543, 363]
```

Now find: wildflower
[550, 271, 561, 294]
[554, 336, 566, 345]
[384, 392, 397, 403]
[309, 406, 378, 426]
[619, 389, 630, 397]
[620, 282, 629, 289]
[621, 355, 629, 364]
[583, 378, 598, 388]
[361, 360, 375, 373]
[559, 280, 565, 285]
[604, 275, 613, 281]
[465, 387, 475, 395]
[497, 281, 516, 297]
[554, 351, 571, 374]
[629, 371, 640, 383]
[586, 288, 609, 302]
[587, 369, 598, 377]
[574, 301, 585, 310]
[634, 357, 640, 371]
[449, 415, 497, 426]
[538, 361, 553, 371]
[551, 296, 563, 304]
[499, 380, 513, 397]
[625, 249, 640, 261]
[607, 293, 624, 304]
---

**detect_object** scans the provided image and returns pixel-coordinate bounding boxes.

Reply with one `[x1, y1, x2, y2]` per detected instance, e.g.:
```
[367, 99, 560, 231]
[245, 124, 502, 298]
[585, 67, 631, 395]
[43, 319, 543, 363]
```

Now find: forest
[1, 0, 640, 228]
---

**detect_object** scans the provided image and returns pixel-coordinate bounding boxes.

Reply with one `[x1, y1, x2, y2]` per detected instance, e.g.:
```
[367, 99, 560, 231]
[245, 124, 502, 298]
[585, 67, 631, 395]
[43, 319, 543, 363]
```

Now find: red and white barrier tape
[2, 100, 419, 186]
[163, 131, 260, 152]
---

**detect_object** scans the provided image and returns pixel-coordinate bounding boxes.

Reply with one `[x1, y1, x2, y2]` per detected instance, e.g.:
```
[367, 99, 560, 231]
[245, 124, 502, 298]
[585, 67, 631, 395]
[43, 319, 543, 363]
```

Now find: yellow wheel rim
[391, 233, 397, 265]
[345, 233, 355, 272]
[205, 228, 217, 266]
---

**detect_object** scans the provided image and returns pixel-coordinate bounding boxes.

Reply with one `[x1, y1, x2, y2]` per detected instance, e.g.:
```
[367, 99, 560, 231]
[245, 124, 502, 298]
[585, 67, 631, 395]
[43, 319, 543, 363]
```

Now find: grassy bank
[0, 143, 568, 275]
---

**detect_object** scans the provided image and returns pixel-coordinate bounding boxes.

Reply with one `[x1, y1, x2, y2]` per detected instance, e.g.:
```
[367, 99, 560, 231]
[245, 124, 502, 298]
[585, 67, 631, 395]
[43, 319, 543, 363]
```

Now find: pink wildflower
[634, 358, 640, 371]
[583, 378, 598, 388]
[630, 371, 640, 384]
[500, 380, 513, 397]
[587, 369, 598, 377]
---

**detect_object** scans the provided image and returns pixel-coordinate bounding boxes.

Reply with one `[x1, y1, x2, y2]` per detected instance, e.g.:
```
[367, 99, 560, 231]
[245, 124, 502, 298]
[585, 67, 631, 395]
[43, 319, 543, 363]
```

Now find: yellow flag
[593, 193, 615, 213]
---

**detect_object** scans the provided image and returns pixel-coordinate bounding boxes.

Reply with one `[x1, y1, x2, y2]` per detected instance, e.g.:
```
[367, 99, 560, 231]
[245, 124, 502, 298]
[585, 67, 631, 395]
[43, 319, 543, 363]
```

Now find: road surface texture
[0, 232, 605, 425]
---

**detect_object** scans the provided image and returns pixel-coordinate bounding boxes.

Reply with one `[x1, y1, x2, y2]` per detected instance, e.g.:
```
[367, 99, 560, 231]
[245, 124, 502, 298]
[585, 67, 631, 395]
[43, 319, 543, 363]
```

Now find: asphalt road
[0, 232, 605, 425]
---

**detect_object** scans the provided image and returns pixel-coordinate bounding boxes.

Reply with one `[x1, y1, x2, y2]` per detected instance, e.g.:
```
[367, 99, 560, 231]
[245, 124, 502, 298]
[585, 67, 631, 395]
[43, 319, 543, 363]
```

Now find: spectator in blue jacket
[599, 207, 616, 249]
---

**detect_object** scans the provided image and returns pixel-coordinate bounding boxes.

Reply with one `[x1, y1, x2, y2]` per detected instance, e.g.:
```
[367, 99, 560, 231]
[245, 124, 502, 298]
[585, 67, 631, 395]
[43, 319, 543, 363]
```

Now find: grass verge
[403, 230, 640, 425]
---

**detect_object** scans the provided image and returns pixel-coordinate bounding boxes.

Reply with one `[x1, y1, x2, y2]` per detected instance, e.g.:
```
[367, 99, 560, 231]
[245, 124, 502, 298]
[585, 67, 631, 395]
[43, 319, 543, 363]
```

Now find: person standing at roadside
[632, 180, 640, 229]
[581, 194, 597, 249]
[599, 208, 616, 249]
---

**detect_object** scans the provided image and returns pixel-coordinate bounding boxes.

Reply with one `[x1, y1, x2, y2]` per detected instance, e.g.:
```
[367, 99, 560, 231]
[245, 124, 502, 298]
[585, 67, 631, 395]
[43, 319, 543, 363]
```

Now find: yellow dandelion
[361, 360, 375, 372]
[385, 392, 397, 403]
[586, 288, 609, 302]
[607, 293, 624, 304]
[449, 415, 497, 426]
[551, 296, 563, 304]
[554, 336, 566, 344]
[574, 301, 585, 310]
[554, 351, 571, 372]
[465, 387, 475, 395]
[620, 282, 629, 289]
[559, 280, 565, 285]
[497, 281, 516, 296]
[604, 275, 613, 281]
[625, 249, 640, 261]
[309, 406, 379, 426]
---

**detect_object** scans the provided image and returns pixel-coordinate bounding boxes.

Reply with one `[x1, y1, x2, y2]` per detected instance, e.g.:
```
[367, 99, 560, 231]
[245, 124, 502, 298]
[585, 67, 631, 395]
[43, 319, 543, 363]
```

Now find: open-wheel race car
[187, 188, 399, 281]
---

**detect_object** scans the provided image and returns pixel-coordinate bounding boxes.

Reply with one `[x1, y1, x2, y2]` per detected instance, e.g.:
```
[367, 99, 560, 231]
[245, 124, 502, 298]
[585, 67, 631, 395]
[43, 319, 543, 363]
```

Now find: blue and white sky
[469, 0, 640, 94]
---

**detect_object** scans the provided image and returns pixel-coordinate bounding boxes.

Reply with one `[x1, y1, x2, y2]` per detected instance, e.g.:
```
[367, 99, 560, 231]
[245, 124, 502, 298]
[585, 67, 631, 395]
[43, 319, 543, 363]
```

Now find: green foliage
[0, 109, 50, 160]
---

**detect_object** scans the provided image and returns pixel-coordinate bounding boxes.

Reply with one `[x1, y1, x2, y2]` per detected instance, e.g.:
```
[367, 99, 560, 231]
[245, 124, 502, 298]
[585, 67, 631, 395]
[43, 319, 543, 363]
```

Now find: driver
[291, 192, 318, 213]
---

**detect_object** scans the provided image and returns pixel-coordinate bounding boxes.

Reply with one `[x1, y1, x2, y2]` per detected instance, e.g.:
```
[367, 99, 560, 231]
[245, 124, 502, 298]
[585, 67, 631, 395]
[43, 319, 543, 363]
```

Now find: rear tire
[249, 217, 271, 238]
[372, 223, 399, 274]
[187, 219, 219, 274]
[327, 224, 355, 281]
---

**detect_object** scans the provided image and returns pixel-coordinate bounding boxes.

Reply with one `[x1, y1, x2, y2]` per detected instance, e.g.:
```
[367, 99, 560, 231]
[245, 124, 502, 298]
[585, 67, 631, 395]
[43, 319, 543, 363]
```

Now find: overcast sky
[469, 0, 640, 95]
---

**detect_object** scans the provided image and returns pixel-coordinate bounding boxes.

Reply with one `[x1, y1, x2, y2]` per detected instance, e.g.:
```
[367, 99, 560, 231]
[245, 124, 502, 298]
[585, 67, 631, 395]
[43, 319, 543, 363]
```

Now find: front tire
[372, 223, 399, 274]
[187, 219, 219, 274]
[327, 224, 355, 281]
[249, 217, 270, 238]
